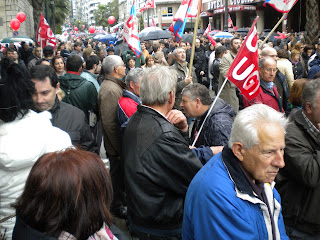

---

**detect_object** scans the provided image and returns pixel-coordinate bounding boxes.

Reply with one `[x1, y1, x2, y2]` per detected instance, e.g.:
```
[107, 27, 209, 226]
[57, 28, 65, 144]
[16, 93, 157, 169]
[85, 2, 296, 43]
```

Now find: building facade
[130, 0, 311, 34]
[0, 0, 34, 40]
[71, 0, 111, 25]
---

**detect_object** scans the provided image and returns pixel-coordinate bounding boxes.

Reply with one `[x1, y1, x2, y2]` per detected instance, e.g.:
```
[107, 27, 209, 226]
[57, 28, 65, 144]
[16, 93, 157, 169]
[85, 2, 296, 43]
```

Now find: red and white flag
[203, 23, 216, 46]
[139, 0, 155, 12]
[228, 14, 233, 28]
[147, 0, 155, 8]
[139, 4, 148, 12]
[225, 16, 260, 101]
[265, 0, 298, 13]
[187, 0, 200, 18]
[36, 13, 57, 49]
[123, 2, 141, 57]
[169, 0, 199, 43]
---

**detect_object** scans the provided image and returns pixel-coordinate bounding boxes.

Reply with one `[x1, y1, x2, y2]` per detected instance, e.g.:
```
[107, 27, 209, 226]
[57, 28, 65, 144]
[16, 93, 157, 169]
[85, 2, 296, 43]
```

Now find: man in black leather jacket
[277, 79, 320, 239]
[31, 65, 97, 153]
[122, 66, 202, 239]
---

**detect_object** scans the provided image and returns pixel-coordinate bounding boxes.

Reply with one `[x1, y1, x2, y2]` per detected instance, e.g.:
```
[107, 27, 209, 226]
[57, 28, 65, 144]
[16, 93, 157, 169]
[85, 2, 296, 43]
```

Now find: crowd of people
[0, 30, 320, 240]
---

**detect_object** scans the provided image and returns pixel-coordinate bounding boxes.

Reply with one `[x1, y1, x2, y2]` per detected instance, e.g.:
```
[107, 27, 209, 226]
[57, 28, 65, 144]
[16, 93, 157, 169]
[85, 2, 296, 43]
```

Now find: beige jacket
[218, 51, 239, 112]
[277, 58, 294, 89]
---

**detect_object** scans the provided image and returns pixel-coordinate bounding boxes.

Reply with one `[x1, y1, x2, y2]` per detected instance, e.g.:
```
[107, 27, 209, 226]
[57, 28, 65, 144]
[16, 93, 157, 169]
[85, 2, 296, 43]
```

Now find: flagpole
[41, 39, 43, 58]
[192, 77, 228, 147]
[188, 0, 202, 78]
[259, 13, 287, 48]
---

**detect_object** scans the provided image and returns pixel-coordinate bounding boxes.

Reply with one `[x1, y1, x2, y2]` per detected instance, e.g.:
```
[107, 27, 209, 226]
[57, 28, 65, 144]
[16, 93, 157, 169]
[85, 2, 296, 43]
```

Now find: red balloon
[10, 19, 20, 31]
[108, 16, 115, 25]
[74, 27, 78, 31]
[82, 25, 85, 28]
[16, 12, 26, 23]
[89, 26, 95, 34]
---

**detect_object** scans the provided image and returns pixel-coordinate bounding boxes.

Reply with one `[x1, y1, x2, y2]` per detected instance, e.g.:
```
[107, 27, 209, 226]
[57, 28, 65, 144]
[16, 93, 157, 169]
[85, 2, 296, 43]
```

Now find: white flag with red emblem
[36, 13, 57, 49]
[225, 16, 260, 101]
[123, 2, 141, 57]
[147, 0, 155, 8]
[203, 23, 216, 46]
[265, 0, 298, 13]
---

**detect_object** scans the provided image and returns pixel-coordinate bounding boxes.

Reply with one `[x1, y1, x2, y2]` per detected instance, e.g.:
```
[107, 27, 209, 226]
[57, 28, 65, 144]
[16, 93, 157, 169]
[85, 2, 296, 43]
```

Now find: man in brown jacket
[99, 55, 127, 219]
[170, 47, 197, 110]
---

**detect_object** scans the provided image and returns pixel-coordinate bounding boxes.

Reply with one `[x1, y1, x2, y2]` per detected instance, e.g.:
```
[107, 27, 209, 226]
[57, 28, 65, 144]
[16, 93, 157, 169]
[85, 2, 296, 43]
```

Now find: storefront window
[162, 7, 173, 17]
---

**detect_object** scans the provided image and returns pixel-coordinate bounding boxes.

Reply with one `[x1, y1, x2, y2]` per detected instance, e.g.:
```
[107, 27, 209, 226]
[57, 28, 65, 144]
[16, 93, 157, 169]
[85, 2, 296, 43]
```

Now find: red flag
[203, 23, 216, 46]
[140, 0, 155, 12]
[228, 14, 233, 28]
[225, 16, 259, 101]
[36, 14, 57, 49]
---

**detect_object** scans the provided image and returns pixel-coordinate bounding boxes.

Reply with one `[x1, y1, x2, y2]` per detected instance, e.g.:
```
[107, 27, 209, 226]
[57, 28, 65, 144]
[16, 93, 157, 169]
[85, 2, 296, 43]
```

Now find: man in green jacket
[59, 55, 98, 122]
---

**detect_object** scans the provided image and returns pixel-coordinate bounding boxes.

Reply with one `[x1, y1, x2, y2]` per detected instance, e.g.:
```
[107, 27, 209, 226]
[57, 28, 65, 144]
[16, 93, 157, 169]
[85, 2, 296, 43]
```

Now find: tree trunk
[29, 0, 44, 40]
[305, 0, 319, 44]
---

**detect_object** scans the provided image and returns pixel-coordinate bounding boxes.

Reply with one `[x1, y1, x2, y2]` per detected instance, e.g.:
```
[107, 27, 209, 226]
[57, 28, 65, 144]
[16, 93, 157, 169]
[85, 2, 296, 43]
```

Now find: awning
[200, 11, 213, 17]
[213, 5, 256, 14]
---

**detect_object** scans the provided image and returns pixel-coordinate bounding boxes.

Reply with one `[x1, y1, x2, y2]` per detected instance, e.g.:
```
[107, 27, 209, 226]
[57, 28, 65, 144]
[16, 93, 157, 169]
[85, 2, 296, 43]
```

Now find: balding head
[261, 47, 278, 61]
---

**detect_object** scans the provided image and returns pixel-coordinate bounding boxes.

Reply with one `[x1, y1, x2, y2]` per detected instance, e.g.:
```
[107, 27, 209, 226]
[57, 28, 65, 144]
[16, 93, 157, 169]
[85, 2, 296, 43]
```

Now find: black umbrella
[139, 28, 172, 41]
[197, 29, 204, 35]
[260, 31, 278, 39]
[236, 28, 249, 33]
[114, 38, 129, 56]
[181, 34, 194, 44]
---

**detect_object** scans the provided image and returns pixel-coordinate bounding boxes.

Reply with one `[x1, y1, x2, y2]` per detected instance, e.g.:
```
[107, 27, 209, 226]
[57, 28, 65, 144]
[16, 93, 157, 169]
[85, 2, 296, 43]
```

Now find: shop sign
[207, 0, 262, 10]
[213, 5, 256, 14]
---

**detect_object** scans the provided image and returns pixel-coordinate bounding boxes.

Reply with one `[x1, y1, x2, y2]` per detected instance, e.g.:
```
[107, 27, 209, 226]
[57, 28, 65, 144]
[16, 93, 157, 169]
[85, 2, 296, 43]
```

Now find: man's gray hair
[259, 58, 266, 68]
[182, 83, 212, 105]
[125, 68, 144, 87]
[140, 66, 177, 105]
[302, 78, 320, 110]
[259, 58, 276, 68]
[102, 55, 122, 75]
[173, 47, 184, 57]
[228, 104, 287, 149]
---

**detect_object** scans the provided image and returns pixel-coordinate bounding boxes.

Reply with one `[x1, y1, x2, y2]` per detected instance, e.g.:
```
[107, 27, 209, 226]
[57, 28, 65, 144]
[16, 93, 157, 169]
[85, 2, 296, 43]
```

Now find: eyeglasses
[263, 68, 278, 73]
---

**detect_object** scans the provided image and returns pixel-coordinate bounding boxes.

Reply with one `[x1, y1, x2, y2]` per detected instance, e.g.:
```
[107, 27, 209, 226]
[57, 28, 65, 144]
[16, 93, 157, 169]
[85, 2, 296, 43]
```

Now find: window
[162, 7, 173, 17]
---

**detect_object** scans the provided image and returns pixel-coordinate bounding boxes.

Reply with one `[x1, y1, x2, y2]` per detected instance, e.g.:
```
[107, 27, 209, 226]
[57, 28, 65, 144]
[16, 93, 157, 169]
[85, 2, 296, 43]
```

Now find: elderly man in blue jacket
[182, 104, 289, 240]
